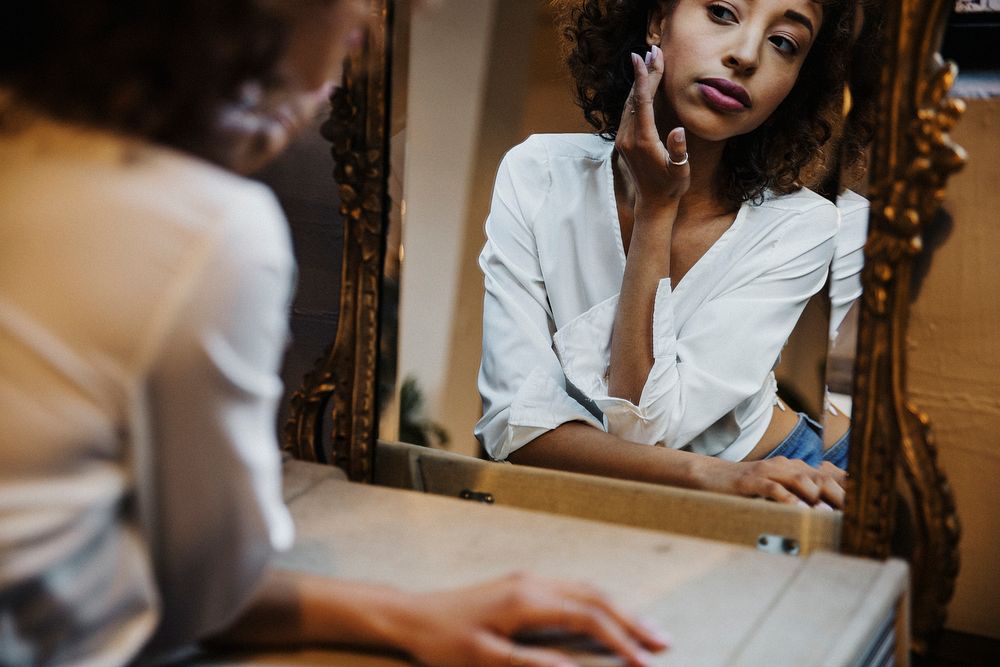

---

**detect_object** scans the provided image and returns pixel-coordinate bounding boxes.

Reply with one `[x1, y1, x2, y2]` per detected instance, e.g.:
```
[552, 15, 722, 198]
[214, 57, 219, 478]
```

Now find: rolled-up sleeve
[475, 144, 604, 461]
[554, 201, 839, 451]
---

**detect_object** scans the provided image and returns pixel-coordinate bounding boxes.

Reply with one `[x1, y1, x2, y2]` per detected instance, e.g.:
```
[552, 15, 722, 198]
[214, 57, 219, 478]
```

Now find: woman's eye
[770, 35, 799, 55]
[707, 4, 737, 22]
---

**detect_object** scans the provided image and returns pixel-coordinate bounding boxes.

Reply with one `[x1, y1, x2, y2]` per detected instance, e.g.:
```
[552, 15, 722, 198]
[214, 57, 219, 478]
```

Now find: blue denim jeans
[764, 413, 850, 470]
[764, 413, 824, 467]
[822, 428, 849, 470]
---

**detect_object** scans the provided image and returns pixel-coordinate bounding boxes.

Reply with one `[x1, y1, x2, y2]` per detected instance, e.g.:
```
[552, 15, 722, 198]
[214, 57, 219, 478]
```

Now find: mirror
[283, 0, 969, 654]
[387, 0, 851, 461]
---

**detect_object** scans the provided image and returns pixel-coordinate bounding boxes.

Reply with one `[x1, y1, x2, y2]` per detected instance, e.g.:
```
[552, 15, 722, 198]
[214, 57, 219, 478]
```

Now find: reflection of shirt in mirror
[824, 189, 870, 413]
[475, 134, 840, 463]
[829, 189, 870, 340]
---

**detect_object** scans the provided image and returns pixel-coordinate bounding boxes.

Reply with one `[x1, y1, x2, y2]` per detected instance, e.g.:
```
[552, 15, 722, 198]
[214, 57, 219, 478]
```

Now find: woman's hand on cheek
[216, 82, 334, 174]
[615, 45, 690, 217]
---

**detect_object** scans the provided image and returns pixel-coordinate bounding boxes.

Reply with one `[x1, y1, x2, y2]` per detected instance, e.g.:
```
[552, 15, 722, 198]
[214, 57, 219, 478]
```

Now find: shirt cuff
[552, 294, 617, 398]
[492, 366, 605, 461]
[552, 280, 678, 445]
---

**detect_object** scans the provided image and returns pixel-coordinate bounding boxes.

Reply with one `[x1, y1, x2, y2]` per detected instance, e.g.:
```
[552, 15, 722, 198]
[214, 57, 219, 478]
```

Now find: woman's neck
[675, 132, 731, 221]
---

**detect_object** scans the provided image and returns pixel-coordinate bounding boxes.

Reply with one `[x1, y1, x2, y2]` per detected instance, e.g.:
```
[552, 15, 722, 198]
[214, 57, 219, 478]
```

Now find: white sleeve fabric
[829, 190, 869, 339]
[553, 201, 838, 450]
[144, 186, 295, 650]
[475, 145, 605, 461]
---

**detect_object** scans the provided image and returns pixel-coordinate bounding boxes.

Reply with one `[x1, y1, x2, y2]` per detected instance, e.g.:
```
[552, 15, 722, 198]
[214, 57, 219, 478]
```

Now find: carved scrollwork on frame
[283, 0, 390, 482]
[842, 0, 966, 652]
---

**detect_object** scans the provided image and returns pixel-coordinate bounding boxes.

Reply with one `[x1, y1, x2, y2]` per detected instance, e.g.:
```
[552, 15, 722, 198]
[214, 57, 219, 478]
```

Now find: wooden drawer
[374, 440, 841, 556]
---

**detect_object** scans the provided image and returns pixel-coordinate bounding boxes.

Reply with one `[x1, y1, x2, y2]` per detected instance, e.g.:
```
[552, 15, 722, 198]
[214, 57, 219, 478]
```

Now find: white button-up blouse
[0, 117, 293, 663]
[475, 134, 840, 463]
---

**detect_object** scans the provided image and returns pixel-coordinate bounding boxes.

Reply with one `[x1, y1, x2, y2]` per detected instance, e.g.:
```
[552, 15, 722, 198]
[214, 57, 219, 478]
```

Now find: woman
[476, 0, 859, 506]
[0, 1, 668, 665]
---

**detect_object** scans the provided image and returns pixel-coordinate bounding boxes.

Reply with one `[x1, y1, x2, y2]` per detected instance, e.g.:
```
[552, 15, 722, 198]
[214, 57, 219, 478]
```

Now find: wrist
[684, 453, 726, 492]
[633, 197, 679, 225]
[648, 447, 714, 490]
[356, 586, 421, 654]
[292, 574, 420, 653]
[628, 215, 674, 252]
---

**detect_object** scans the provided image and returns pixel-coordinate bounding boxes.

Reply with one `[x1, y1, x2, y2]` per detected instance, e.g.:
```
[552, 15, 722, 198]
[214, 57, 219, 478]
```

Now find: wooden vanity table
[185, 460, 909, 666]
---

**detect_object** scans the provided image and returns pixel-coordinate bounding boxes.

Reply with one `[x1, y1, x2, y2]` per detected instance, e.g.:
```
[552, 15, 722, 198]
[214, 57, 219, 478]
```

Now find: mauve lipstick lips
[697, 78, 752, 112]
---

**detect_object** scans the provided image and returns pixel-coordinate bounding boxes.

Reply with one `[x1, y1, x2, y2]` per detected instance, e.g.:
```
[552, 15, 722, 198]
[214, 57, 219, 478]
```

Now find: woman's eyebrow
[784, 9, 815, 36]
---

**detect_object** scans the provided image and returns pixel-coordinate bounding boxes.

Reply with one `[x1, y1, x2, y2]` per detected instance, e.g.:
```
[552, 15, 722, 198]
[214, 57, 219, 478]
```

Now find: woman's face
[649, 0, 823, 142]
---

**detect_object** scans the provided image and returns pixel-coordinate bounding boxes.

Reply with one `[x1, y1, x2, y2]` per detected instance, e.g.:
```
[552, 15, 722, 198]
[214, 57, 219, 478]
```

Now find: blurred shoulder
[836, 188, 871, 226]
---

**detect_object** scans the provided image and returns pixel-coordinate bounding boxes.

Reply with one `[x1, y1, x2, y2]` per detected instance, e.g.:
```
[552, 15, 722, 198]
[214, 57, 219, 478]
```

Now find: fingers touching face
[227, 0, 369, 171]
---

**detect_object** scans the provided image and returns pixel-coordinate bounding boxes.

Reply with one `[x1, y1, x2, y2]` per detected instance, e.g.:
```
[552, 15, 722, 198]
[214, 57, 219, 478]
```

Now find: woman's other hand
[701, 456, 847, 509]
[401, 572, 671, 667]
[615, 45, 690, 214]
[210, 569, 669, 666]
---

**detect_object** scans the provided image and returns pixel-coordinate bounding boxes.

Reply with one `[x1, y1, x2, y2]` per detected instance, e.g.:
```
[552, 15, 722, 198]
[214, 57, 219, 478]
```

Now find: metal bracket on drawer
[756, 533, 801, 556]
[459, 489, 495, 504]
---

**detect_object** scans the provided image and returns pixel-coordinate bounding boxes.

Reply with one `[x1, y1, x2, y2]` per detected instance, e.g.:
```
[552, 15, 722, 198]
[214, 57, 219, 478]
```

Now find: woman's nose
[724, 36, 761, 75]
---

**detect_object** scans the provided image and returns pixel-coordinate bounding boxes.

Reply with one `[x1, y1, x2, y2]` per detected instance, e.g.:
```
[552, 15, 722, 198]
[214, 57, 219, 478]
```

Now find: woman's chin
[675, 115, 760, 145]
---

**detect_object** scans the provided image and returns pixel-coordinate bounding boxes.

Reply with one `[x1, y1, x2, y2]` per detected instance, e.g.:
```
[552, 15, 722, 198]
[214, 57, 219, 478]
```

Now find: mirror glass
[380, 0, 877, 500]
[816, 0, 883, 475]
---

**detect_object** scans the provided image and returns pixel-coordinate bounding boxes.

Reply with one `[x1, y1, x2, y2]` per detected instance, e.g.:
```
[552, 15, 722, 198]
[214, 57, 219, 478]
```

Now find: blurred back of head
[0, 1, 291, 159]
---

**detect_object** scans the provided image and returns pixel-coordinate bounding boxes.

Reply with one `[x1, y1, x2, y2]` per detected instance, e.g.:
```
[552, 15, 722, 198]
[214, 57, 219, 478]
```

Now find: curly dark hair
[0, 1, 293, 160]
[557, 0, 857, 204]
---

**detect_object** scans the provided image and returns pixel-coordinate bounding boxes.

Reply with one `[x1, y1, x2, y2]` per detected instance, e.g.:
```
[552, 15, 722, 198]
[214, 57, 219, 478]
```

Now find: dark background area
[941, 5, 1000, 70]
[253, 114, 344, 435]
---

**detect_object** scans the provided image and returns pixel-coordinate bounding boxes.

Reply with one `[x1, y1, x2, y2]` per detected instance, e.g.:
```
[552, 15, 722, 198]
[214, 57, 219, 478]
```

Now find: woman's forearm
[205, 569, 417, 652]
[508, 421, 846, 507]
[608, 208, 675, 404]
[509, 421, 710, 489]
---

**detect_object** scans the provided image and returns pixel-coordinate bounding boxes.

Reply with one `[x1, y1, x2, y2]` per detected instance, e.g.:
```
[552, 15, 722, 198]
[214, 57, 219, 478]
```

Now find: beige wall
[398, 1, 583, 456]
[397, 0, 500, 454]
[908, 96, 1000, 639]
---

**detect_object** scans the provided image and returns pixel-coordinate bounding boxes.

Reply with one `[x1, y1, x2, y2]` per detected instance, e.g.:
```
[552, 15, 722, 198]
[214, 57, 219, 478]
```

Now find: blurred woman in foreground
[0, 2, 668, 665]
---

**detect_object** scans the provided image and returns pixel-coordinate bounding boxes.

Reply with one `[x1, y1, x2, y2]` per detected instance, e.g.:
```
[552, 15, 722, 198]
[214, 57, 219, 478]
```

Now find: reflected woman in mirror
[0, 1, 668, 664]
[477, 0, 860, 507]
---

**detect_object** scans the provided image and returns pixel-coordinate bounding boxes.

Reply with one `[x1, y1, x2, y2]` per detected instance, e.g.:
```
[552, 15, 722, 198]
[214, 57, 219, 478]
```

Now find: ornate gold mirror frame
[284, 0, 969, 652]
[841, 0, 966, 653]
[283, 0, 390, 482]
